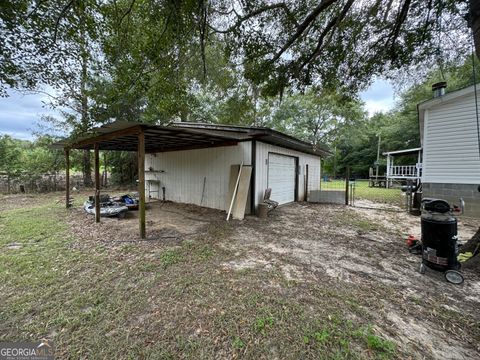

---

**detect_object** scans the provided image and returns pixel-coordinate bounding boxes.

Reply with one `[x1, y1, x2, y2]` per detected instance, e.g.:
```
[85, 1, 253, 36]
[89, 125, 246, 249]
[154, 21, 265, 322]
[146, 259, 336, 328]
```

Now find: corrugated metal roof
[172, 122, 330, 156]
[52, 121, 329, 157]
[382, 147, 422, 156]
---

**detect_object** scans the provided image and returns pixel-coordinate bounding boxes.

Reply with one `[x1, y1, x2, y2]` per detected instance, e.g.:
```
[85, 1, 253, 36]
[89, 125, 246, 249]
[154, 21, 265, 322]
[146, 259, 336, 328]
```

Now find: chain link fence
[349, 178, 405, 211]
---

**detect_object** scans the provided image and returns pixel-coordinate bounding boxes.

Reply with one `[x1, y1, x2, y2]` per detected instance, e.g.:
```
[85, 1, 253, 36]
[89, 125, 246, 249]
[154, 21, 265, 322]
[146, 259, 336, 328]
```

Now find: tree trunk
[83, 150, 92, 187]
[460, 227, 480, 270]
[470, 0, 480, 59]
[461, 227, 480, 254]
[103, 152, 107, 187]
[79, 4, 92, 187]
[460, 228, 480, 271]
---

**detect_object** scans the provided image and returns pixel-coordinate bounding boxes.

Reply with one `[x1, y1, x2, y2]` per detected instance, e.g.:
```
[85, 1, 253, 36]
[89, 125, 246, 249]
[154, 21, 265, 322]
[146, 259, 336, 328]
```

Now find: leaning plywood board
[232, 166, 252, 220]
[226, 165, 241, 211]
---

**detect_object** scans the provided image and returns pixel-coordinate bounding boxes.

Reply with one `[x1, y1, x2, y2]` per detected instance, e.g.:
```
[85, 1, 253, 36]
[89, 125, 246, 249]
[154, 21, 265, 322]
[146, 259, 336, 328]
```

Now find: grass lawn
[0, 195, 397, 359]
[321, 179, 403, 206]
[1, 193, 478, 359]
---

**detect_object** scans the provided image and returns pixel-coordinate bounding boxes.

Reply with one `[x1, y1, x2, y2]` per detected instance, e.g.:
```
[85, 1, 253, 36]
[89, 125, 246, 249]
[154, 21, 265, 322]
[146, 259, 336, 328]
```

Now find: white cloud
[360, 79, 395, 116]
[0, 88, 58, 140]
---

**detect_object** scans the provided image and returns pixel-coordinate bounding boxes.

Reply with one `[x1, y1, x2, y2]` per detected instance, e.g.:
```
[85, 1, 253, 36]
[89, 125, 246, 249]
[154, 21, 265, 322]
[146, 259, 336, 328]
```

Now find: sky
[0, 79, 396, 141]
[360, 79, 396, 116]
[0, 89, 57, 140]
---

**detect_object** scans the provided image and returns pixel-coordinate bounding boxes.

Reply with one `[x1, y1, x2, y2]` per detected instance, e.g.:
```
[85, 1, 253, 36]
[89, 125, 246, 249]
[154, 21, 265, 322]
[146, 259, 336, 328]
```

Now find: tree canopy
[0, 1, 474, 102]
[0, 1, 478, 187]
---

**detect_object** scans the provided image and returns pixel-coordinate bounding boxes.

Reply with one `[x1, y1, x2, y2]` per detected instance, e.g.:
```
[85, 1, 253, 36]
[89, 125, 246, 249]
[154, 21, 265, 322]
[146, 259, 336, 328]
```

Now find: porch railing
[387, 164, 422, 178]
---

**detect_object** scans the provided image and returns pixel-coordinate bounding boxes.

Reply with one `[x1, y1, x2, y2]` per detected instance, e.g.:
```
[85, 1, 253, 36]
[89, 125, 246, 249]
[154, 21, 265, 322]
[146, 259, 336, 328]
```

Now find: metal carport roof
[53, 121, 329, 157]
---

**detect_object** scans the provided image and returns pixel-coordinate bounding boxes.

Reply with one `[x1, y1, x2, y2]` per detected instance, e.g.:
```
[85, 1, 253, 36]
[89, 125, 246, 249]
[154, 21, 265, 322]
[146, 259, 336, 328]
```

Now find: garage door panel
[268, 153, 296, 205]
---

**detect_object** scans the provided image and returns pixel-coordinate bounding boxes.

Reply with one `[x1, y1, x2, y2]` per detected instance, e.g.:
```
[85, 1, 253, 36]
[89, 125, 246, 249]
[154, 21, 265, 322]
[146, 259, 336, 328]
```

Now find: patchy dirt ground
[66, 193, 480, 359]
[222, 202, 480, 359]
[2, 191, 479, 359]
[67, 199, 223, 246]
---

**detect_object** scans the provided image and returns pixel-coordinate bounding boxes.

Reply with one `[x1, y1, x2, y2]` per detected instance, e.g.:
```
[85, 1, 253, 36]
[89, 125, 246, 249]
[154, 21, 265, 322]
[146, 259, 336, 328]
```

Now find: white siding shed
[145, 142, 252, 211]
[144, 129, 324, 214]
[254, 142, 321, 207]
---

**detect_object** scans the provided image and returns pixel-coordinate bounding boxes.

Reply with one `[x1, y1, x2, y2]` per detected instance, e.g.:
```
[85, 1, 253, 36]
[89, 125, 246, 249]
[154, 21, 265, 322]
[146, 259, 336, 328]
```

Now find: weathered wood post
[65, 148, 70, 208]
[94, 144, 101, 223]
[138, 130, 146, 239]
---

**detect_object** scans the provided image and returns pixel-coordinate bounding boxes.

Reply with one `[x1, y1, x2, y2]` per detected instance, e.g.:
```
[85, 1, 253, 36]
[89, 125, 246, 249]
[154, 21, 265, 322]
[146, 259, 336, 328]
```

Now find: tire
[445, 270, 464, 285]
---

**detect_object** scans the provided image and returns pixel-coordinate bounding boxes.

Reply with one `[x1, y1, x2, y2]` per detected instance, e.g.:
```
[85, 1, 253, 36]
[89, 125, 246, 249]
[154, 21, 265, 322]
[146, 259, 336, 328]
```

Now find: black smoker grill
[419, 198, 465, 284]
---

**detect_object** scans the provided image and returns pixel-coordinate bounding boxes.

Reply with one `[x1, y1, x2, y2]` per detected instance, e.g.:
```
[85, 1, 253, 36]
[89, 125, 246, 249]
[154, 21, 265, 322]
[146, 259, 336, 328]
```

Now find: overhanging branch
[269, 0, 339, 64]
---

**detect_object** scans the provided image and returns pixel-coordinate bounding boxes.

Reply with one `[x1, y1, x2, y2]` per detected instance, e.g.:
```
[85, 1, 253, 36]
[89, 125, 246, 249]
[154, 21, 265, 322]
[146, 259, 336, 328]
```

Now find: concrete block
[308, 190, 345, 205]
[423, 182, 480, 218]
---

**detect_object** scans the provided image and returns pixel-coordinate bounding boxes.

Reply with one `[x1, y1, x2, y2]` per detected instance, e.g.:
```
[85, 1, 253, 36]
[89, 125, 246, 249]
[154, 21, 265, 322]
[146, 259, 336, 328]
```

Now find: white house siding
[254, 141, 321, 208]
[423, 92, 480, 184]
[145, 142, 252, 212]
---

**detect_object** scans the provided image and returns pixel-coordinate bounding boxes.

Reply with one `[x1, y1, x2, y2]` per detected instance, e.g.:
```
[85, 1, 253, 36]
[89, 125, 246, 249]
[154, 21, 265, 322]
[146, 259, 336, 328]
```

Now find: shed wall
[423, 92, 480, 184]
[254, 141, 321, 208]
[145, 142, 252, 211]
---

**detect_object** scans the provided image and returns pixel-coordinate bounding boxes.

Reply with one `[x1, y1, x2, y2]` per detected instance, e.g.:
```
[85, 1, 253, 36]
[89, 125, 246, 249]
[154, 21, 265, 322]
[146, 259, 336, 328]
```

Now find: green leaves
[0, 134, 64, 183]
[265, 89, 365, 147]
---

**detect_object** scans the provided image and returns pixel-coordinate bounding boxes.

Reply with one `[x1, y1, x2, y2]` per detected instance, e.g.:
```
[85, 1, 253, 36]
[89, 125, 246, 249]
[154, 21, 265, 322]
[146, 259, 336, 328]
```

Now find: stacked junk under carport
[83, 193, 139, 218]
[405, 182, 479, 285]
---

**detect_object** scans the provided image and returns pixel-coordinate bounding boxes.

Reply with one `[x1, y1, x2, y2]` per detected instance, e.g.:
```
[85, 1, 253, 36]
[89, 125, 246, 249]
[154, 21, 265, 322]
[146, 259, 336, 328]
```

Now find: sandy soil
[64, 195, 480, 359]
[221, 202, 480, 359]
[67, 199, 223, 247]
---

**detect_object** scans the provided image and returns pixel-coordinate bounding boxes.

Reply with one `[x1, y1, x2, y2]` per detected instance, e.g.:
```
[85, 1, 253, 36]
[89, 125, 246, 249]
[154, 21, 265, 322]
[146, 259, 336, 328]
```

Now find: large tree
[1, 1, 475, 99]
[1, 1, 105, 185]
[328, 55, 480, 177]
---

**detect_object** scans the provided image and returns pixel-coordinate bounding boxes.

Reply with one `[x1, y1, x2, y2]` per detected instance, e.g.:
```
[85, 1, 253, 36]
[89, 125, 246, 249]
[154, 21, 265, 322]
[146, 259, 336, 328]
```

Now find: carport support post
[94, 144, 101, 223]
[138, 130, 146, 239]
[65, 148, 70, 208]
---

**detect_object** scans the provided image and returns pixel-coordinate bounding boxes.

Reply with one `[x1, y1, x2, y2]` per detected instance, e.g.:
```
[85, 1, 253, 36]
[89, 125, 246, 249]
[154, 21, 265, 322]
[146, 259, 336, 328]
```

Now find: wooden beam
[71, 125, 143, 149]
[138, 130, 146, 239]
[146, 141, 238, 154]
[94, 144, 101, 223]
[65, 148, 70, 208]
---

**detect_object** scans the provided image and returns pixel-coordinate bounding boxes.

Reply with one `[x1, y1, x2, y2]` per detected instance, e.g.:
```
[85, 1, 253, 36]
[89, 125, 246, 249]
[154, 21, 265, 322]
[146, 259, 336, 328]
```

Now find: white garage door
[268, 153, 296, 205]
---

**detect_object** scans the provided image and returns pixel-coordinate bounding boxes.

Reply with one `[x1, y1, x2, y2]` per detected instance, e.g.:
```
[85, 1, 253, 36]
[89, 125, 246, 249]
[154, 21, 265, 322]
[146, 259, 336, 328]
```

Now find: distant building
[418, 84, 480, 216]
[383, 83, 480, 217]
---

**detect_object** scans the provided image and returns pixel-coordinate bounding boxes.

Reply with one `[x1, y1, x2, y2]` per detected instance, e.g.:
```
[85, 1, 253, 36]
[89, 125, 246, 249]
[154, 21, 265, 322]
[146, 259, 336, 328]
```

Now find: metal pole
[345, 166, 350, 205]
[386, 155, 390, 189]
[333, 146, 337, 178]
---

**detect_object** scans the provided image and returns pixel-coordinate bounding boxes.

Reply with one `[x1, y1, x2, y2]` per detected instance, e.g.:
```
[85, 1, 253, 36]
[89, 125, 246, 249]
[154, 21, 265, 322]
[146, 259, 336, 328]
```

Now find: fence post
[345, 166, 350, 205]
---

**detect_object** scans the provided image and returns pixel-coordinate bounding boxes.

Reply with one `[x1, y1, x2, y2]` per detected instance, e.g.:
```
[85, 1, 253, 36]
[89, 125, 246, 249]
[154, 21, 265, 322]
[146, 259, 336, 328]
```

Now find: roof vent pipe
[432, 82, 447, 98]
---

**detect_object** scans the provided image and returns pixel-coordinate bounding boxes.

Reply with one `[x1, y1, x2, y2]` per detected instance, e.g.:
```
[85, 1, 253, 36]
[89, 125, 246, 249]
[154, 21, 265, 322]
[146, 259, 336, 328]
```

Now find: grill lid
[422, 198, 451, 213]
